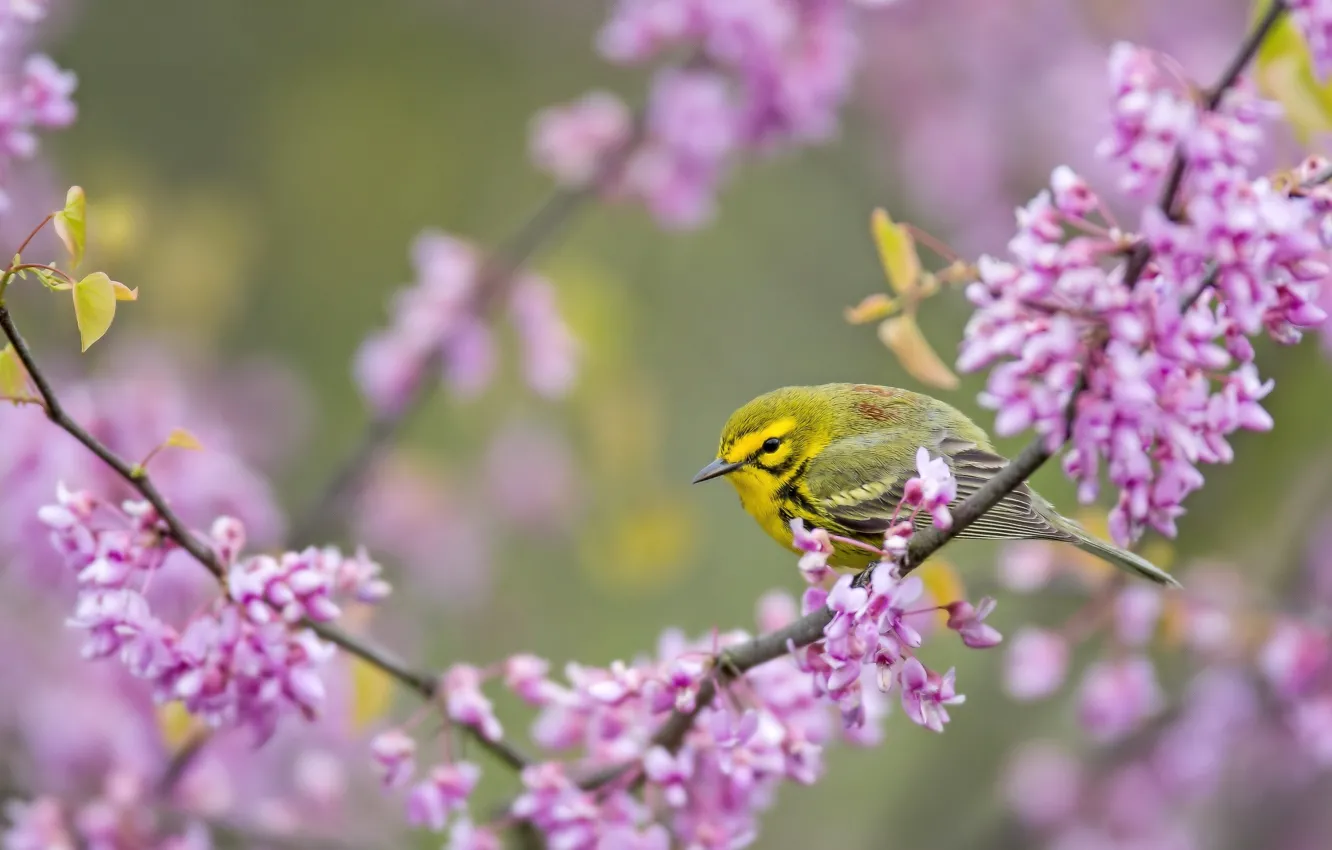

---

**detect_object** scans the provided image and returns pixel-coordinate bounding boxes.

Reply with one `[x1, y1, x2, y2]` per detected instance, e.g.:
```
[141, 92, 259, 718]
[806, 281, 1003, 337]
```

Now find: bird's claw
[852, 566, 875, 590]
[713, 652, 742, 682]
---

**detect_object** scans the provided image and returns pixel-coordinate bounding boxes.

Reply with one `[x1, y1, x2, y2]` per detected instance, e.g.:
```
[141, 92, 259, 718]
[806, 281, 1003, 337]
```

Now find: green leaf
[349, 655, 394, 731]
[0, 344, 27, 398]
[72, 271, 117, 352]
[870, 207, 923, 297]
[877, 314, 960, 391]
[33, 267, 70, 291]
[53, 186, 86, 270]
[164, 427, 204, 451]
[1253, 0, 1332, 140]
[844, 292, 901, 325]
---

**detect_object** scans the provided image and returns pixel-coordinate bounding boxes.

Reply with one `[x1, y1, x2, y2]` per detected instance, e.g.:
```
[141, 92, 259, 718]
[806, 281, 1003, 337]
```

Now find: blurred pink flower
[0, 14, 76, 209]
[997, 541, 1059, 592]
[482, 420, 581, 533]
[535, 0, 871, 228]
[1113, 584, 1163, 648]
[1260, 619, 1331, 699]
[354, 231, 580, 412]
[529, 90, 633, 186]
[1004, 627, 1069, 701]
[1076, 656, 1163, 742]
[352, 452, 492, 606]
[406, 762, 480, 831]
[508, 276, 579, 398]
[1003, 740, 1083, 828]
[1290, 0, 1332, 78]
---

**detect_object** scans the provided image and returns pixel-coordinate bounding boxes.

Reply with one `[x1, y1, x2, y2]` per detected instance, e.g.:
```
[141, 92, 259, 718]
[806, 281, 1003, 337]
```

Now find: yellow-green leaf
[72, 271, 117, 352]
[870, 207, 922, 297]
[878, 314, 960, 390]
[53, 186, 87, 270]
[156, 702, 203, 751]
[111, 280, 138, 301]
[0, 344, 27, 398]
[164, 427, 204, 451]
[350, 655, 394, 730]
[1253, 0, 1332, 141]
[844, 292, 900, 325]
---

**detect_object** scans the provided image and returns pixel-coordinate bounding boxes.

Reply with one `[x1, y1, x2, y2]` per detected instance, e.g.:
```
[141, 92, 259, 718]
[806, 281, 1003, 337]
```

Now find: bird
[691, 383, 1179, 587]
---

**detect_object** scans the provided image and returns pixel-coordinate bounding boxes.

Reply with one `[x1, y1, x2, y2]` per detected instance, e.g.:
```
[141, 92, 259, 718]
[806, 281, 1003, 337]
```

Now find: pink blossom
[1004, 627, 1069, 701]
[961, 134, 1325, 544]
[1002, 741, 1083, 828]
[1291, 695, 1332, 765]
[902, 447, 957, 529]
[944, 597, 1003, 648]
[789, 518, 834, 583]
[529, 90, 632, 186]
[997, 541, 1058, 592]
[897, 657, 965, 733]
[446, 820, 504, 850]
[443, 664, 504, 742]
[508, 276, 579, 398]
[406, 762, 481, 831]
[1290, 0, 1332, 79]
[643, 746, 693, 807]
[1096, 42, 1195, 196]
[504, 654, 562, 707]
[355, 231, 580, 412]
[1259, 619, 1331, 699]
[1113, 584, 1163, 648]
[1076, 656, 1163, 742]
[370, 729, 417, 789]
[534, 0, 867, 228]
[2, 797, 73, 850]
[0, 19, 76, 209]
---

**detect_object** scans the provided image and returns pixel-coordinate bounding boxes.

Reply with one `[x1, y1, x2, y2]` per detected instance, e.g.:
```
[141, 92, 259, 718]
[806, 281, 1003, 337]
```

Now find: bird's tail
[1066, 529, 1181, 588]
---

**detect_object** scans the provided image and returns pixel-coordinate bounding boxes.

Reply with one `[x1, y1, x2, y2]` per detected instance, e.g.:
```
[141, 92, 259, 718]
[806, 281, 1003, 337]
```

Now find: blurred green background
[17, 1, 1332, 846]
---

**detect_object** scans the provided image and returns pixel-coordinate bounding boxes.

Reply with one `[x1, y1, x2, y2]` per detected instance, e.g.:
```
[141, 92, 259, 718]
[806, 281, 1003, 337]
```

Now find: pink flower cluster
[38, 485, 389, 743]
[4, 771, 210, 850]
[1003, 669, 1261, 849]
[1291, 0, 1332, 79]
[0, 2, 76, 209]
[998, 548, 1171, 740]
[372, 610, 851, 850]
[790, 447, 995, 732]
[0, 354, 291, 587]
[958, 43, 1331, 546]
[353, 230, 579, 415]
[530, 0, 872, 228]
[795, 566, 999, 734]
[998, 520, 1332, 848]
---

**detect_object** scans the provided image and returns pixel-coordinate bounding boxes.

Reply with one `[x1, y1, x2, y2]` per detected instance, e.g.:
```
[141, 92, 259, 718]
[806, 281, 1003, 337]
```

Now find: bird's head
[692, 385, 842, 492]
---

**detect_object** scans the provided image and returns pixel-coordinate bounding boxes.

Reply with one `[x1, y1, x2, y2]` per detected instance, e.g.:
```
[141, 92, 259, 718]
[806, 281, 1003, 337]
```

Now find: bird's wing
[805, 433, 1070, 542]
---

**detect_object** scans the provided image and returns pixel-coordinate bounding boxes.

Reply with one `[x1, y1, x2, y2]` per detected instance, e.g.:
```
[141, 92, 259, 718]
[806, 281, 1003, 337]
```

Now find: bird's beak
[692, 457, 743, 484]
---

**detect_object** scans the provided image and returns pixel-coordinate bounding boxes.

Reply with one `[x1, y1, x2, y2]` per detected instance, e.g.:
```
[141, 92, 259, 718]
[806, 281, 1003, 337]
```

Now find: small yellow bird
[692, 383, 1179, 587]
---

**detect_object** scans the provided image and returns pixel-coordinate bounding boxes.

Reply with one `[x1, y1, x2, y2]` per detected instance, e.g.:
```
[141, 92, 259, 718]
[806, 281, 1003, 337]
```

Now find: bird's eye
[761, 437, 782, 454]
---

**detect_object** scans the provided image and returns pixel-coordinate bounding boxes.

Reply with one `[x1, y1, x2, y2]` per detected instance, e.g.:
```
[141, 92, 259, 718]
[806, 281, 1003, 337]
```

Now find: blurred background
[4, 0, 1332, 848]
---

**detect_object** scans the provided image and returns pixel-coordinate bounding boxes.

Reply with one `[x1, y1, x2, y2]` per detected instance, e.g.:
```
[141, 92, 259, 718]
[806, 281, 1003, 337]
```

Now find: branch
[287, 130, 641, 546]
[1157, 0, 1288, 219]
[0, 303, 531, 774]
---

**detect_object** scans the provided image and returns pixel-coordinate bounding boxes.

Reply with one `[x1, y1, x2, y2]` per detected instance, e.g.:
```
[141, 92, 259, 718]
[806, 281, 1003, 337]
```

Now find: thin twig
[0, 303, 531, 773]
[1156, 0, 1288, 220]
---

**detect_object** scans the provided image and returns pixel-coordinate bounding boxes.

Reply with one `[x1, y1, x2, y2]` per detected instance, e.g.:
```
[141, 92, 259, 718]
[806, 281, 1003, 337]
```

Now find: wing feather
[808, 433, 1070, 543]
